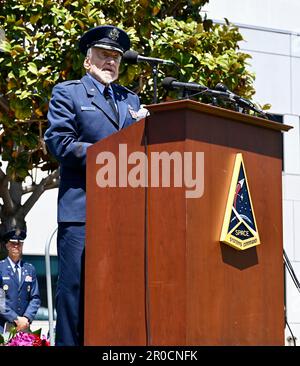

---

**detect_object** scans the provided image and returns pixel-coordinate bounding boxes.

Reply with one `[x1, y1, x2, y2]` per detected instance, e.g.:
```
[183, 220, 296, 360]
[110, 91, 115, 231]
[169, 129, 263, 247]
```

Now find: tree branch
[21, 169, 59, 217]
[0, 168, 14, 214]
[22, 171, 60, 194]
[0, 94, 9, 113]
[9, 181, 23, 207]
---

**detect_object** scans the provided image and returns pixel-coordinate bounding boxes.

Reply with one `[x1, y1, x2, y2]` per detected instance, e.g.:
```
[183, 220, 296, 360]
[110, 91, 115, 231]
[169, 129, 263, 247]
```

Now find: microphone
[123, 50, 175, 65]
[215, 83, 255, 108]
[215, 83, 268, 118]
[214, 83, 236, 99]
[162, 77, 208, 92]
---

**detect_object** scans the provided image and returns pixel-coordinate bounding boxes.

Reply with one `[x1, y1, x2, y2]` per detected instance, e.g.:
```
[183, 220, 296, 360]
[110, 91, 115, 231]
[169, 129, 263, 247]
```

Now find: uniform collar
[7, 257, 21, 268]
[86, 73, 114, 96]
[81, 74, 120, 127]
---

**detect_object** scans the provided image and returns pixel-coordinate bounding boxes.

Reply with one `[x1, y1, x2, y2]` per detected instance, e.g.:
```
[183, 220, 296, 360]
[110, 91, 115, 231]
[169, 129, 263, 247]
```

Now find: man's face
[6, 240, 23, 260]
[84, 47, 121, 85]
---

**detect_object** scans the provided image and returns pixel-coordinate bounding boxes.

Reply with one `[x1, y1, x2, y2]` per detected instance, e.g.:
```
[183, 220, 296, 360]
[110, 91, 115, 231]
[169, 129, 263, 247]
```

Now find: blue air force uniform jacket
[44, 74, 140, 222]
[0, 258, 41, 333]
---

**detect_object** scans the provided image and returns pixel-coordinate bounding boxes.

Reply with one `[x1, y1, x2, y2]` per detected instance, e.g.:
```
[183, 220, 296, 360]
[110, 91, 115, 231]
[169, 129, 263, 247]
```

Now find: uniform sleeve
[44, 83, 92, 169]
[1, 305, 19, 324]
[23, 267, 41, 322]
[0, 267, 18, 323]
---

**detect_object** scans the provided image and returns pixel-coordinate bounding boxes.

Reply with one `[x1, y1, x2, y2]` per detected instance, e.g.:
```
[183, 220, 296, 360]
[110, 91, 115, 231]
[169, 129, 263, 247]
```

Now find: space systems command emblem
[220, 153, 260, 250]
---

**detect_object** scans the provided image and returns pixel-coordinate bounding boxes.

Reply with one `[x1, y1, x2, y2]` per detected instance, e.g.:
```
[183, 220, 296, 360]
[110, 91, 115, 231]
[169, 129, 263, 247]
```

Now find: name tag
[2, 276, 10, 280]
[81, 106, 96, 111]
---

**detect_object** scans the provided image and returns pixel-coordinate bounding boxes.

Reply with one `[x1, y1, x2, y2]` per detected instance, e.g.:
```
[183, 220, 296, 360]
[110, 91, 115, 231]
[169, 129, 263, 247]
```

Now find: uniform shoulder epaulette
[59, 80, 81, 87]
[115, 84, 136, 95]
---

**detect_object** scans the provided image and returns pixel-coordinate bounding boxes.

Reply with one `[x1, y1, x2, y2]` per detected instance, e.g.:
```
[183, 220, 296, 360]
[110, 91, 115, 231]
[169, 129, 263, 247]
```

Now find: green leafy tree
[0, 0, 255, 252]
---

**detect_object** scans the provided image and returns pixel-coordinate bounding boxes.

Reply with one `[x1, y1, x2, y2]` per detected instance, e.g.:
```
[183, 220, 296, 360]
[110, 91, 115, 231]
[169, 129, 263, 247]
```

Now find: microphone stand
[151, 63, 158, 104]
[182, 88, 193, 99]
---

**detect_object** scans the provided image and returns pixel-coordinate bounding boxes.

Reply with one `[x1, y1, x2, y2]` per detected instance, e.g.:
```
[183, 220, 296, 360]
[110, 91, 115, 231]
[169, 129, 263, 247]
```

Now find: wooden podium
[85, 100, 291, 346]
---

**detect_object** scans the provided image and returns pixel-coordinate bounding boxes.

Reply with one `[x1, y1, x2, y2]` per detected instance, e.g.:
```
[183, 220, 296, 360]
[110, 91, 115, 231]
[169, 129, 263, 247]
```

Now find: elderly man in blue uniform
[0, 229, 41, 334]
[44, 25, 141, 346]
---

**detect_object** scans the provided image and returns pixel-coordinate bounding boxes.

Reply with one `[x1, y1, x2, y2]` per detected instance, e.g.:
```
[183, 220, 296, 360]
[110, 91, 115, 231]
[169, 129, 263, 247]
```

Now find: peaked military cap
[79, 25, 130, 56]
[3, 228, 26, 243]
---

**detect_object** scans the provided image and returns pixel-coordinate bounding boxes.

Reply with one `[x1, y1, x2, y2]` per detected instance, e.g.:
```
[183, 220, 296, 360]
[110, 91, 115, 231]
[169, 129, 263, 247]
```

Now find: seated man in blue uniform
[44, 25, 141, 346]
[0, 228, 41, 334]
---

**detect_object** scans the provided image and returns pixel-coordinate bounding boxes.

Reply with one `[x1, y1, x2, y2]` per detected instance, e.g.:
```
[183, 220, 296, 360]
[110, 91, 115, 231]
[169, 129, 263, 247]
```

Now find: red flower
[32, 334, 50, 347]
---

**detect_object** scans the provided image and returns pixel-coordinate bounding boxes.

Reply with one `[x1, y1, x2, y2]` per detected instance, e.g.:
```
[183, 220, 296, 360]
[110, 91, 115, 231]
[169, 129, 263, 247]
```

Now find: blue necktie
[104, 86, 119, 123]
[14, 264, 20, 284]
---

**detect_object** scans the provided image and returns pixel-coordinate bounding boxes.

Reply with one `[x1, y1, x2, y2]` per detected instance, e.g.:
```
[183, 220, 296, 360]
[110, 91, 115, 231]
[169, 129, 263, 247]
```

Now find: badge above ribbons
[220, 153, 260, 250]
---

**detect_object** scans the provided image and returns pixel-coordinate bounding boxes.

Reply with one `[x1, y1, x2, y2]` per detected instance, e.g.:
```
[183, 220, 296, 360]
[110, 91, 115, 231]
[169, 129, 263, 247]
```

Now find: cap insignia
[108, 28, 120, 41]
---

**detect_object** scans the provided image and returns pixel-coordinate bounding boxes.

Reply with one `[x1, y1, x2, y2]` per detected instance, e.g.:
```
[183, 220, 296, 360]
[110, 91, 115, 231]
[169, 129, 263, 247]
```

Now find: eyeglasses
[93, 49, 122, 63]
